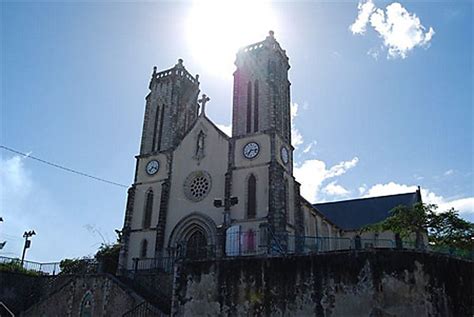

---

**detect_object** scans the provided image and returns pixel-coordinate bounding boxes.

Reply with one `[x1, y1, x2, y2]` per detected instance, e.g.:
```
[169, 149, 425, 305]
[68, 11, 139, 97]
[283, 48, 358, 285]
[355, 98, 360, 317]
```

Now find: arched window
[143, 190, 153, 229]
[254, 80, 259, 132]
[140, 239, 148, 258]
[246, 81, 252, 133]
[247, 174, 257, 219]
[80, 291, 93, 317]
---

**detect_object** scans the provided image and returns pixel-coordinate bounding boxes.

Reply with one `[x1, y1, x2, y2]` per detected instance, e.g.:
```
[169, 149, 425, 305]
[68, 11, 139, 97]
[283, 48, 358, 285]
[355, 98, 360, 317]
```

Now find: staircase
[117, 271, 172, 316]
[122, 301, 167, 317]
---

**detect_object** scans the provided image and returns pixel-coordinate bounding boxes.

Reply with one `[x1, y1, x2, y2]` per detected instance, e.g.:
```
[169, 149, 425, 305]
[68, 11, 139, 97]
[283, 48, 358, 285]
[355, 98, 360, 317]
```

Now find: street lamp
[21, 230, 36, 265]
[0, 217, 5, 251]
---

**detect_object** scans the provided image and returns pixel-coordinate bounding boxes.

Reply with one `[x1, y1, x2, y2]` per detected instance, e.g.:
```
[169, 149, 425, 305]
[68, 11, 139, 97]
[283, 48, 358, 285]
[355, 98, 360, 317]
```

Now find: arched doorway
[186, 230, 208, 259]
[168, 212, 218, 259]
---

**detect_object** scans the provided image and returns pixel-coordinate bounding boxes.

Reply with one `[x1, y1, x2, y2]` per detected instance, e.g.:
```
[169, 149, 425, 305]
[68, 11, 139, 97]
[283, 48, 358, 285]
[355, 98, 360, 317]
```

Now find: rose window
[184, 171, 212, 202]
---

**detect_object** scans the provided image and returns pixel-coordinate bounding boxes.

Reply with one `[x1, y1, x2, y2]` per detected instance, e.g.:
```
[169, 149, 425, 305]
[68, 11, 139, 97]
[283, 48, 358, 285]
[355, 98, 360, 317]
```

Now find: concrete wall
[172, 250, 473, 317]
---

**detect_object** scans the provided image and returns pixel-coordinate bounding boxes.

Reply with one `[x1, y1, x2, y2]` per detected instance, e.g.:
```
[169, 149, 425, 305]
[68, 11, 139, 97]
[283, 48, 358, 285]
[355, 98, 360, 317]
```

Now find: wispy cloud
[0, 155, 104, 261]
[291, 102, 303, 150]
[350, 0, 435, 59]
[323, 181, 350, 197]
[302, 141, 317, 154]
[294, 157, 359, 201]
[444, 169, 454, 176]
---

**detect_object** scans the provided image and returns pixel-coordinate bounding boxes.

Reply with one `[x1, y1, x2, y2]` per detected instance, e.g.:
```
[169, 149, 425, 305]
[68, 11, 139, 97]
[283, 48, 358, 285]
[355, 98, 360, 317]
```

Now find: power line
[0, 145, 128, 188]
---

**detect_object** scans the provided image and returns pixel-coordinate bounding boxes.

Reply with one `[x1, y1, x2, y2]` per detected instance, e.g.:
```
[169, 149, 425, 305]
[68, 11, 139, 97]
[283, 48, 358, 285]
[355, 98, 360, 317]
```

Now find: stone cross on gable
[198, 94, 210, 116]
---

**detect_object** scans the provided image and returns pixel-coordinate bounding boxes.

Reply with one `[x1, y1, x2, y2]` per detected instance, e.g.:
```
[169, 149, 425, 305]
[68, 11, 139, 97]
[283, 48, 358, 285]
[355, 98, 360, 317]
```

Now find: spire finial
[198, 93, 210, 116]
[269, 30, 275, 38]
[178, 58, 183, 65]
[153, 66, 157, 75]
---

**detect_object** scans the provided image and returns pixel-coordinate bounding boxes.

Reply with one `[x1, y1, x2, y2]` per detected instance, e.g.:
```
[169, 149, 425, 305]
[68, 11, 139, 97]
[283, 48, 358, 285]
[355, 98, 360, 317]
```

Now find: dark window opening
[254, 80, 259, 132]
[140, 239, 148, 258]
[157, 104, 165, 151]
[285, 180, 290, 223]
[247, 174, 257, 219]
[246, 81, 252, 133]
[143, 190, 153, 229]
[354, 235, 362, 250]
[152, 106, 160, 152]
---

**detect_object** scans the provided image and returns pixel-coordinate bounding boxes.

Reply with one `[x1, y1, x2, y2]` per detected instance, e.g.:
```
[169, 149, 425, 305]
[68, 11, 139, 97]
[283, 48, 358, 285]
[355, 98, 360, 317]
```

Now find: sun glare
[186, 0, 277, 79]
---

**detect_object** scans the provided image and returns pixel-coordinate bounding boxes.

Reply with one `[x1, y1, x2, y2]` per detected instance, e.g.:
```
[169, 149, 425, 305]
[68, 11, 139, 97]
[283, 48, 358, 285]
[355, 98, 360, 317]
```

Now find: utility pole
[0, 217, 5, 251]
[21, 230, 36, 265]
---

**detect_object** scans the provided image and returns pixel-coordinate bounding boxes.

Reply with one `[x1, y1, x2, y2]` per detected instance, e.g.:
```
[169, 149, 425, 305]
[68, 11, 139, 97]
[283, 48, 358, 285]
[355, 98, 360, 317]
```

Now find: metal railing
[0, 256, 61, 275]
[131, 256, 175, 273]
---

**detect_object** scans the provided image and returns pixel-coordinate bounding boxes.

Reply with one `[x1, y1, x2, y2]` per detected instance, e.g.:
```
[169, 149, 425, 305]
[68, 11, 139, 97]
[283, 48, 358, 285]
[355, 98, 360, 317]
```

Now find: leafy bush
[0, 260, 41, 276]
[59, 243, 120, 275]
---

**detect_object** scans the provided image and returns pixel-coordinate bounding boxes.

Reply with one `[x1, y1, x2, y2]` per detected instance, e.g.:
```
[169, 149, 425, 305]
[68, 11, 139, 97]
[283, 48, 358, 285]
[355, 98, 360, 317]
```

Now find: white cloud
[350, 0, 376, 34]
[444, 169, 454, 176]
[323, 181, 350, 197]
[367, 47, 380, 60]
[291, 102, 303, 149]
[439, 198, 474, 215]
[216, 123, 232, 136]
[363, 181, 474, 217]
[350, 0, 435, 59]
[294, 157, 359, 202]
[303, 141, 317, 154]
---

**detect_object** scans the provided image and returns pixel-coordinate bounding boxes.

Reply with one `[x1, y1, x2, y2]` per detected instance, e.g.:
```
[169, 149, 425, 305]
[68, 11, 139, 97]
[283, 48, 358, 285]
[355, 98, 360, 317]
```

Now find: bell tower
[231, 31, 291, 143]
[228, 32, 303, 252]
[140, 59, 200, 154]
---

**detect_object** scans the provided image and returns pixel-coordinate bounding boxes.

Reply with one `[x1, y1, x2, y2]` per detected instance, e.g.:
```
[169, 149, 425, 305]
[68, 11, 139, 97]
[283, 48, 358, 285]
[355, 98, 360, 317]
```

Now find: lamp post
[21, 230, 36, 266]
[0, 217, 5, 251]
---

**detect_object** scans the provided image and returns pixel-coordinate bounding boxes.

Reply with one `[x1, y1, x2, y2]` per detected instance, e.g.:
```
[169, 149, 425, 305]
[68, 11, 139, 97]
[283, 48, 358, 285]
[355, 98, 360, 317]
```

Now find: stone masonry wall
[21, 274, 146, 316]
[173, 250, 473, 317]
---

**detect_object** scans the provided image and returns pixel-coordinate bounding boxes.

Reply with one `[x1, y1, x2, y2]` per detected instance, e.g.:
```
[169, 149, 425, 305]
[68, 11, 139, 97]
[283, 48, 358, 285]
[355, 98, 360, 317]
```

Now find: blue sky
[1, 0, 472, 262]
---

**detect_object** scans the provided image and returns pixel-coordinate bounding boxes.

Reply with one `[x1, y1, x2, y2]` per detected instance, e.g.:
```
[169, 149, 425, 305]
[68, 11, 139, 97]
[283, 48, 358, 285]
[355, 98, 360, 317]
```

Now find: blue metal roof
[313, 191, 422, 230]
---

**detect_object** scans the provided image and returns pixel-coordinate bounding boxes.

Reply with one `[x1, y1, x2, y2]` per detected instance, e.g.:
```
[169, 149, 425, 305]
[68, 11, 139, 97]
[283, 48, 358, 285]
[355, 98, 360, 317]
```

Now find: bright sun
[186, 0, 277, 79]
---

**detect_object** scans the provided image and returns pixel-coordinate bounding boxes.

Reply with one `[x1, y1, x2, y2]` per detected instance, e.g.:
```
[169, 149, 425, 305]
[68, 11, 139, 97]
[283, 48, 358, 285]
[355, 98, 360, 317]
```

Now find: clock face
[146, 160, 160, 175]
[280, 146, 289, 164]
[243, 142, 260, 159]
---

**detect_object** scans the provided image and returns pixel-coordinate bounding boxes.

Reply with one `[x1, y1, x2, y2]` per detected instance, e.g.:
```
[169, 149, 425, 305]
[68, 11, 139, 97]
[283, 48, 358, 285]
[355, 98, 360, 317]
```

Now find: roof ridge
[313, 191, 418, 206]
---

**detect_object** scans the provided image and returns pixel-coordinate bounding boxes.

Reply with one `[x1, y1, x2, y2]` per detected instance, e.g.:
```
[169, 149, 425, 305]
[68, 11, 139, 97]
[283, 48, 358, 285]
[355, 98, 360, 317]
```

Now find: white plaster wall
[127, 230, 157, 268]
[130, 182, 163, 231]
[164, 117, 229, 249]
[230, 165, 269, 220]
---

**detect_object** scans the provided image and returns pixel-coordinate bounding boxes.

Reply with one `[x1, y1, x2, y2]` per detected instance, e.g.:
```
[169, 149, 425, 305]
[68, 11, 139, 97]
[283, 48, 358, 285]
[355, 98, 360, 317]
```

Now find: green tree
[364, 202, 474, 251]
[60, 229, 122, 275]
[428, 208, 474, 250]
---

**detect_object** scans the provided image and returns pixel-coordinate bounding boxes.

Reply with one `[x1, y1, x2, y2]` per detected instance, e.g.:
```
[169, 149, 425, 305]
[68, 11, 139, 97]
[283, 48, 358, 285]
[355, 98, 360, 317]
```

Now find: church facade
[118, 32, 420, 270]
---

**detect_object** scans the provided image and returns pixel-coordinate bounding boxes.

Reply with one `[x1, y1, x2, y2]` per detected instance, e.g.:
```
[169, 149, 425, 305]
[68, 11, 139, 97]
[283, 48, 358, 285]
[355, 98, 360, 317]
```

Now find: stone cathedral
[118, 31, 422, 270]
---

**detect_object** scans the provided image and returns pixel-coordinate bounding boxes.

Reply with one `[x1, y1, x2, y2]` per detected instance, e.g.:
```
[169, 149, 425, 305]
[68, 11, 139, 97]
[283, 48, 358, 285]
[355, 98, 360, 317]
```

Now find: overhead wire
[0, 145, 128, 188]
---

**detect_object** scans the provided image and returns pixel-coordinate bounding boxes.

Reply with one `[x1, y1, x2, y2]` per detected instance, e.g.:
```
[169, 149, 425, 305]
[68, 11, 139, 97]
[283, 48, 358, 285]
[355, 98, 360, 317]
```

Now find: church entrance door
[186, 231, 207, 259]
